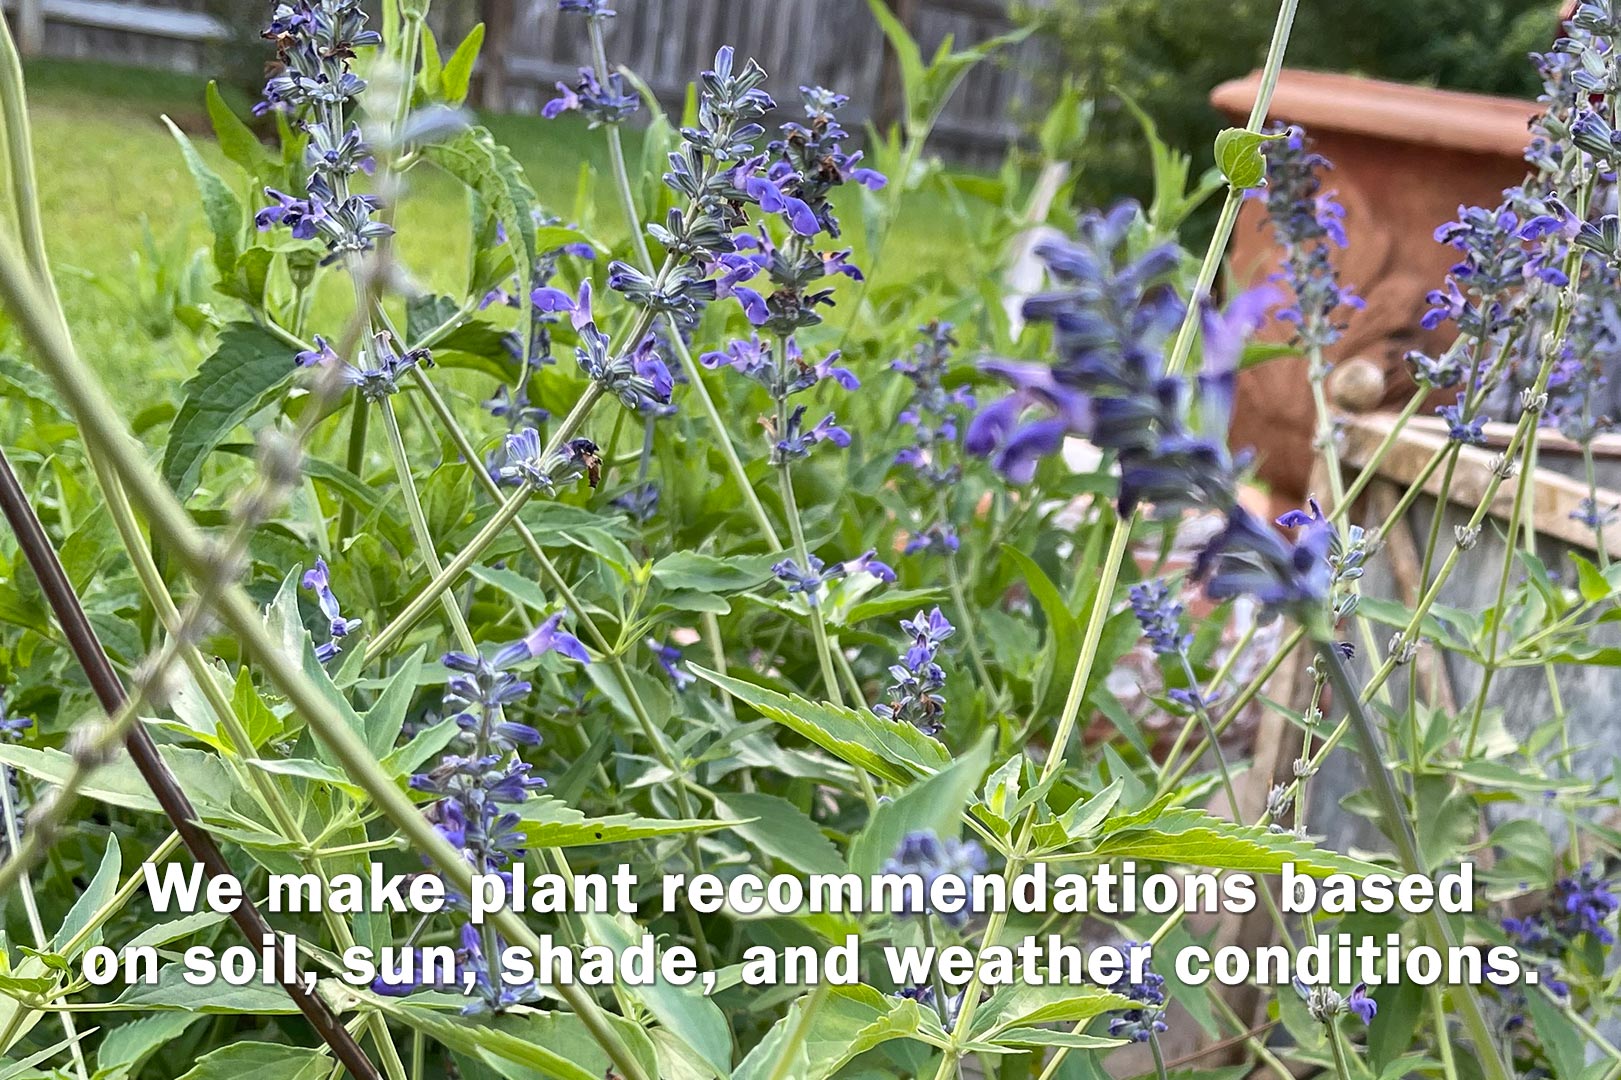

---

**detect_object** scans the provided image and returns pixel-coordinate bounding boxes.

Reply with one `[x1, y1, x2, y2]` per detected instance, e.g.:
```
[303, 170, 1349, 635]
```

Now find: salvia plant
[0, 1, 1616, 1080]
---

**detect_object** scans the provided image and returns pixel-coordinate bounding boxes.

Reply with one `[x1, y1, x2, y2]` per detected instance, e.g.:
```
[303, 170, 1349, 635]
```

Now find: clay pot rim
[1210, 69, 1540, 158]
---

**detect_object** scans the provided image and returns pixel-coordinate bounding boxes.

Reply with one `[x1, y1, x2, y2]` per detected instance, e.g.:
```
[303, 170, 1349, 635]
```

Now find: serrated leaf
[95, 1014, 203, 1076]
[174, 1042, 328, 1080]
[1214, 127, 1279, 190]
[423, 126, 539, 293]
[1064, 806, 1385, 877]
[711, 791, 843, 875]
[732, 986, 924, 1080]
[162, 115, 242, 279]
[1057, 778, 1124, 840]
[161, 324, 295, 500]
[689, 666, 950, 784]
[516, 796, 737, 847]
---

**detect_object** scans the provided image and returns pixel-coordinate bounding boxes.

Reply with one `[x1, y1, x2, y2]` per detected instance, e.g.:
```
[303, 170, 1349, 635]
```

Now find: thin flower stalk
[583, 17, 779, 547]
[775, 360, 845, 705]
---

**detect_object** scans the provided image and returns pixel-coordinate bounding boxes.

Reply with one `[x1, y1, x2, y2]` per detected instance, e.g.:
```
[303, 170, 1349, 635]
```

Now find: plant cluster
[0, 2, 1614, 1080]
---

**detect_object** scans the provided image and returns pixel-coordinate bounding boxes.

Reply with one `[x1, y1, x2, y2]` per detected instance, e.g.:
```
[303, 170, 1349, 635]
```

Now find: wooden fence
[4, 0, 1047, 164]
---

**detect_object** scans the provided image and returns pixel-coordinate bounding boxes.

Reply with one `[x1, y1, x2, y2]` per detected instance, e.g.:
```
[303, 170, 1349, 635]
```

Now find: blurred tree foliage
[1023, 0, 1559, 236]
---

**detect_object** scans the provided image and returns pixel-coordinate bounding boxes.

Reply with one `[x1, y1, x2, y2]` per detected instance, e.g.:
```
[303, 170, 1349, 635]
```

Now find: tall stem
[774, 383, 843, 706]
[378, 395, 477, 652]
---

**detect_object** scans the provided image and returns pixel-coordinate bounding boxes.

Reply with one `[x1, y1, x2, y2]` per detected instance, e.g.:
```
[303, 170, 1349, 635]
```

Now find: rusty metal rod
[0, 447, 381, 1080]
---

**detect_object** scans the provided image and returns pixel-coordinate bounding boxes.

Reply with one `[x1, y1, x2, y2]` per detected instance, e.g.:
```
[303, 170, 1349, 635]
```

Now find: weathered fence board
[5, 0, 1044, 164]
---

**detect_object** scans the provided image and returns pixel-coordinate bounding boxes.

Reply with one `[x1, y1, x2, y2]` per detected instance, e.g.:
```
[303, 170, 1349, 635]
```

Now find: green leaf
[205, 81, 272, 177]
[585, 915, 730, 1077]
[989, 1027, 1125, 1051]
[423, 126, 539, 293]
[232, 665, 284, 749]
[1213, 127, 1280, 190]
[0, 744, 235, 824]
[161, 115, 242, 279]
[711, 792, 843, 875]
[363, 646, 425, 757]
[95, 1014, 203, 1077]
[848, 733, 992, 877]
[1058, 778, 1124, 840]
[652, 551, 778, 593]
[689, 666, 951, 784]
[735, 987, 927, 1080]
[838, 587, 949, 628]
[161, 324, 295, 500]
[124, 910, 231, 952]
[175, 1043, 329, 1080]
[1523, 987, 1587, 1080]
[115, 968, 298, 1014]
[440, 24, 485, 107]
[1000, 545, 1078, 713]
[1070, 806, 1387, 877]
[53, 833, 120, 956]
[381, 717, 461, 779]
[971, 984, 1133, 1037]
[246, 756, 364, 797]
[373, 999, 637, 1080]
[517, 796, 737, 848]
[1570, 553, 1611, 603]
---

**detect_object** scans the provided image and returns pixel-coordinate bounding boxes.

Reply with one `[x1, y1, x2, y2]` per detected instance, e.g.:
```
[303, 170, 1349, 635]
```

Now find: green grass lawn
[18, 58, 974, 401]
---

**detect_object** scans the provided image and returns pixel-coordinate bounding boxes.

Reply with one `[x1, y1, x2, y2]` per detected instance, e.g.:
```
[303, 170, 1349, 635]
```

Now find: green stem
[363, 381, 608, 662]
[1316, 641, 1509, 1080]
[775, 388, 844, 707]
[338, 394, 369, 542]
[1327, 1020, 1355, 1080]
[377, 395, 476, 652]
[0, 762, 91, 1080]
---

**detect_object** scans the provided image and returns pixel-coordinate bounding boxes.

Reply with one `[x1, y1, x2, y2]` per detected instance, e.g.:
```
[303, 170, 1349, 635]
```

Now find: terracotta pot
[1209, 69, 1541, 508]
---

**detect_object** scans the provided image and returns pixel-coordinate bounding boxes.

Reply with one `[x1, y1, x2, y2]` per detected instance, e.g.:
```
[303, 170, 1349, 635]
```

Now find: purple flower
[490, 613, 591, 669]
[965, 360, 1090, 485]
[295, 335, 340, 369]
[649, 639, 695, 690]
[530, 286, 576, 313]
[1346, 983, 1377, 1024]
[1129, 580, 1189, 656]
[843, 550, 896, 583]
[1437, 394, 1488, 446]
[256, 187, 323, 240]
[1104, 943, 1168, 1042]
[0, 694, 32, 742]
[881, 831, 985, 926]
[542, 68, 638, 126]
[301, 557, 361, 663]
